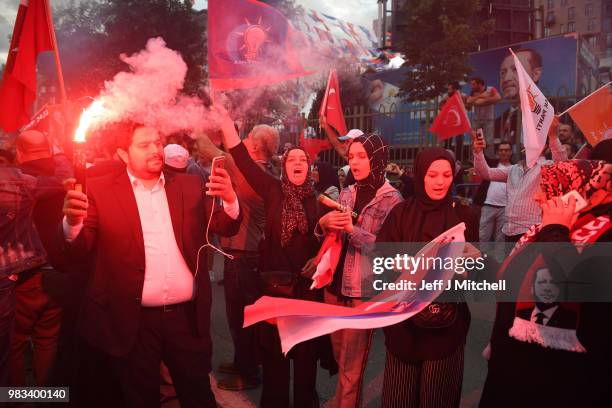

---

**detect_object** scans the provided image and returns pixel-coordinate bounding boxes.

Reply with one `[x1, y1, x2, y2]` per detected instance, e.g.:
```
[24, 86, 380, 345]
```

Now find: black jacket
[62, 170, 241, 359]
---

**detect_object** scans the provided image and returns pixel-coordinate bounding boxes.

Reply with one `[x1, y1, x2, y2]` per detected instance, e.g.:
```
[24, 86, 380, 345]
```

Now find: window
[568, 7, 575, 20]
[561, 0, 568, 6]
[587, 19, 596, 32]
[568, 21, 576, 32]
[588, 36, 597, 48]
[608, 33, 612, 47]
[545, 27, 551, 37]
[560, 24, 565, 33]
[585, 4, 593, 17]
[546, 11, 555, 24]
[547, 0, 554, 9]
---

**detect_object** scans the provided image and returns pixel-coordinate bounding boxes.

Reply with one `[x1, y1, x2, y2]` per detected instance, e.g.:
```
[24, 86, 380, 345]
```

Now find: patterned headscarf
[280, 147, 315, 247]
[540, 160, 612, 201]
[348, 133, 389, 190]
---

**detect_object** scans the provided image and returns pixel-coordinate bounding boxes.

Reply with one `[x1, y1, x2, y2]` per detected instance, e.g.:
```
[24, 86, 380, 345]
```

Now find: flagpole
[43, 0, 67, 102]
[559, 81, 612, 117]
[318, 68, 333, 133]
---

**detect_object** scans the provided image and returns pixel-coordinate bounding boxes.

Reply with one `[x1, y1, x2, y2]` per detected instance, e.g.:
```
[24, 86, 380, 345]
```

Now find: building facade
[536, 0, 612, 71]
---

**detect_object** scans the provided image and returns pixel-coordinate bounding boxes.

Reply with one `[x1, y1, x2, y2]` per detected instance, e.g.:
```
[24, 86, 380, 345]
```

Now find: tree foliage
[395, 0, 492, 102]
[308, 67, 370, 123]
[50, 0, 205, 98]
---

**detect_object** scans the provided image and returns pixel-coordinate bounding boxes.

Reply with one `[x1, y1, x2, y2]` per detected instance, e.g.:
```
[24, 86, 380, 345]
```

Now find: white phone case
[560, 190, 587, 213]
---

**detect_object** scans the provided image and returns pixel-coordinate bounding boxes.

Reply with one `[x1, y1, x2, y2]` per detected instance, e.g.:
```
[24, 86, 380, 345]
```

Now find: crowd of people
[0, 103, 610, 408]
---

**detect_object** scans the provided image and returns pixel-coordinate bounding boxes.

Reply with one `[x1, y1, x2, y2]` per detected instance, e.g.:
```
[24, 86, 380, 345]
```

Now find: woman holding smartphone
[218, 109, 327, 408]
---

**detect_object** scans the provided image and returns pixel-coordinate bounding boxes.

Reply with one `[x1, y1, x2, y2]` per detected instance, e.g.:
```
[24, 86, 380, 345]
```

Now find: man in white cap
[319, 115, 363, 159]
[163, 144, 190, 173]
[319, 115, 364, 187]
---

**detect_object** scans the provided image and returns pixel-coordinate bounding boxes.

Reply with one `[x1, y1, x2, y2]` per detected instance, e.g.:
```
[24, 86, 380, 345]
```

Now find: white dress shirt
[484, 163, 511, 207]
[63, 170, 239, 306]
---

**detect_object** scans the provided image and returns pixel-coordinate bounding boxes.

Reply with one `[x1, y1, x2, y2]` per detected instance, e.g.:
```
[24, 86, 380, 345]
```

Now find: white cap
[338, 129, 364, 141]
[164, 144, 189, 169]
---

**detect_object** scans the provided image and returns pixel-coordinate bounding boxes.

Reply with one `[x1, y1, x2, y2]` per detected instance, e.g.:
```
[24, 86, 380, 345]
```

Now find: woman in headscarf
[317, 133, 403, 408]
[480, 159, 612, 408]
[220, 113, 328, 408]
[313, 161, 340, 201]
[375, 147, 477, 408]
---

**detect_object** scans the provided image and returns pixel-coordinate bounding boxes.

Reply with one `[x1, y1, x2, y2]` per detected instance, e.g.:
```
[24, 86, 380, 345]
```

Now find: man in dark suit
[517, 267, 578, 330]
[62, 122, 242, 407]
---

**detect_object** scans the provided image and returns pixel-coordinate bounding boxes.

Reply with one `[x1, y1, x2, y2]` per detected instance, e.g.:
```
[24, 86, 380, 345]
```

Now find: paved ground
[164, 254, 497, 408]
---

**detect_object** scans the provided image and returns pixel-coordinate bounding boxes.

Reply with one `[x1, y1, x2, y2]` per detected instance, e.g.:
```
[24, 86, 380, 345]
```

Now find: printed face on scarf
[424, 159, 453, 200]
[347, 142, 371, 181]
[533, 268, 560, 304]
[284, 149, 309, 185]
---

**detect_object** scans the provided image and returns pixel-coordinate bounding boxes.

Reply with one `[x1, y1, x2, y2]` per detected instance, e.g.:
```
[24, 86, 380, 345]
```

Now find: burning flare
[74, 100, 106, 142]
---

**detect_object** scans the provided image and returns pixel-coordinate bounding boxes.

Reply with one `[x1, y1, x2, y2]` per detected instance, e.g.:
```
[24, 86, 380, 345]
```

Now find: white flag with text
[511, 49, 554, 168]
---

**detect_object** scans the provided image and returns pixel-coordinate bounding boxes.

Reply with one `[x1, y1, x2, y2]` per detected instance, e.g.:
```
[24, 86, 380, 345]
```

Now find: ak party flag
[510, 49, 555, 168]
[207, 0, 313, 90]
[566, 82, 612, 146]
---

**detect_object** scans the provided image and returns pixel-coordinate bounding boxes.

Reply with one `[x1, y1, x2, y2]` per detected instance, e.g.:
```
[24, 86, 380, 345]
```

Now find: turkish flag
[208, 0, 313, 90]
[0, 0, 55, 132]
[430, 92, 471, 140]
[319, 69, 347, 136]
[300, 129, 331, 161]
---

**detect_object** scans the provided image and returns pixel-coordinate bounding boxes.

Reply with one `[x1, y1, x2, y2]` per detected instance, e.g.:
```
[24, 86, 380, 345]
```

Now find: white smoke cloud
[88, 37, 219, 136]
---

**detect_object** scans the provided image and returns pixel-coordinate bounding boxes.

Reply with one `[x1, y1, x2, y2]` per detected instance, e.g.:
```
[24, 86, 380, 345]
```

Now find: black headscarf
[314, 161, 339, 195]
[349, 133, 388, 190]
[349, 133, 389, 214]
[280, 147, 315, 247]
[404, 147, 459, 241]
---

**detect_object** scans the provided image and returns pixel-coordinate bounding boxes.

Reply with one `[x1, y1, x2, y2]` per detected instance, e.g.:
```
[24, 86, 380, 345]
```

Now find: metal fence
[307, 94, 580, 169]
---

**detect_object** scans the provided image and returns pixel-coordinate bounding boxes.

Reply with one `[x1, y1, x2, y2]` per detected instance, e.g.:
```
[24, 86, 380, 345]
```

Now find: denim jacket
[317, 181, 403, 298]
[0, 167, 65, 279]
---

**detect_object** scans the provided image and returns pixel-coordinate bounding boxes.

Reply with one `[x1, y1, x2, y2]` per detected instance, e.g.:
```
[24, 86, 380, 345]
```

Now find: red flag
[300, 129, 330, 161]
[0, 0, 55, 132]
[430, 92, 471, 140]
[319, 69, 347, 136]
[567, 82, 612, 146]
[208, 0, 313, 90]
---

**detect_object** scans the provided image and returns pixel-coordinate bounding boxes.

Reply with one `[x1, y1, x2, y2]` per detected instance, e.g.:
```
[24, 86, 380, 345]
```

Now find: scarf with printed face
[280, 147, 315, 247]
[540, 159, 612, 202]
[349, 133, 389, 191]
[500, 160, 612, 352]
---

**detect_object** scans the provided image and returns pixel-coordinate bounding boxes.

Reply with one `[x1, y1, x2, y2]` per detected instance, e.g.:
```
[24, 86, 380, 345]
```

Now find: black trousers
[223, 254, 260, 376]
[0, 278, 15, 388]
[381, 344, 465, 408]
[110, 302, 216, 408]
[259, 322, 319, 408]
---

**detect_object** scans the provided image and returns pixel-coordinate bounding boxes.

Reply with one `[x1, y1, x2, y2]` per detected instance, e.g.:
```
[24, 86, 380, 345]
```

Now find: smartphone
[477, 128, 484, 141]
[211, 155, 226, 176]
[560, 190, 587, 213]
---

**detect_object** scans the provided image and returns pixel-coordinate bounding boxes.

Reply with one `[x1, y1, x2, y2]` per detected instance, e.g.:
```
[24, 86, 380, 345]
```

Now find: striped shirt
[474, 138, 567, 236]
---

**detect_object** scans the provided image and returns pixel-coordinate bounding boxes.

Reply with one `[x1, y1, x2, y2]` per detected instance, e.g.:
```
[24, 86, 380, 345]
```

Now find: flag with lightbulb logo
[208, 0, 313, 90]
